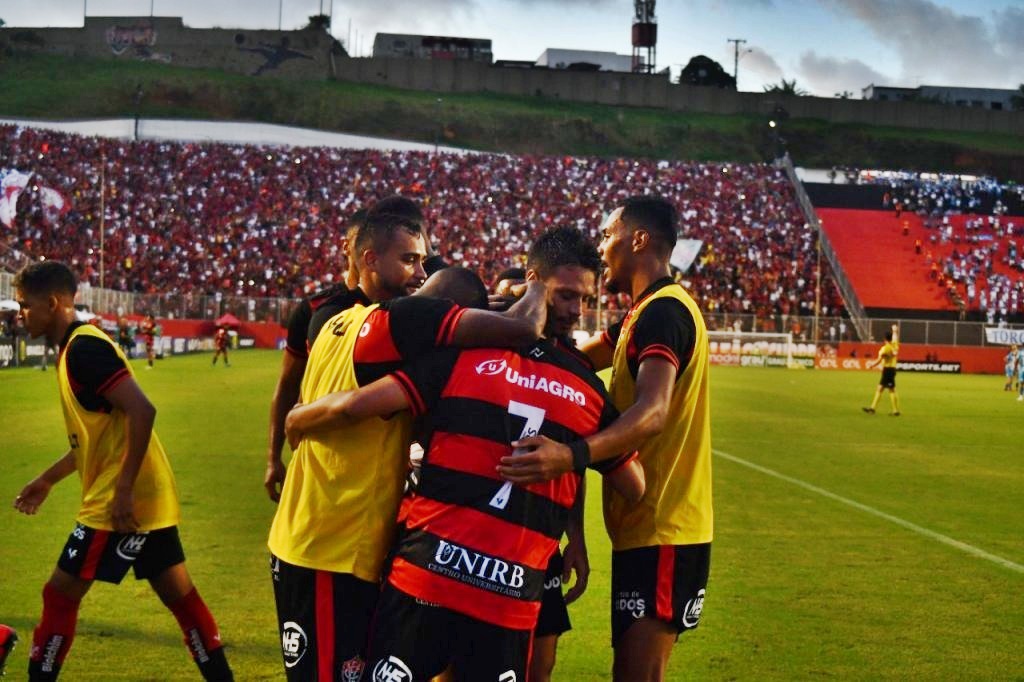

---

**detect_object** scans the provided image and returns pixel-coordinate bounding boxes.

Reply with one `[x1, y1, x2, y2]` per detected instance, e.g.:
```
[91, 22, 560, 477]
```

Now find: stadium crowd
[1, 124, 845, 321]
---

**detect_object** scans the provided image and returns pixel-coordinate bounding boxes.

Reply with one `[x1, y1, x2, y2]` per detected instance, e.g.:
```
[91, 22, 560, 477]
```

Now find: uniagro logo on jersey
[475, 358, 507, 376]
[280, 621, 308, 668]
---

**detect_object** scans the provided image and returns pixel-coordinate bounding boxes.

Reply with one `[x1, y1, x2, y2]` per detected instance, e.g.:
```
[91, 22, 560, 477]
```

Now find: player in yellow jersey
[863, 323, 901, 415]
[12, 261, 232, 681]
[500, 196, 713, 682]
[267, 214, 546, 681]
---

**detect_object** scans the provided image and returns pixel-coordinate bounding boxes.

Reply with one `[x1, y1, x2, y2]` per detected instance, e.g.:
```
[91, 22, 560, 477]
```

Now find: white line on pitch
[713, 449, 1024, 574]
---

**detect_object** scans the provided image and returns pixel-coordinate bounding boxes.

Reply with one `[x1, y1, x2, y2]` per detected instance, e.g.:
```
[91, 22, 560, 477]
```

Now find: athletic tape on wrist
[569, 440, 591, 472]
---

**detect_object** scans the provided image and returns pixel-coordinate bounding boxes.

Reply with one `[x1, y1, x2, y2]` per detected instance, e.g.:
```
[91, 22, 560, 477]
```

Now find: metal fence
[4, 273, 1022, 347]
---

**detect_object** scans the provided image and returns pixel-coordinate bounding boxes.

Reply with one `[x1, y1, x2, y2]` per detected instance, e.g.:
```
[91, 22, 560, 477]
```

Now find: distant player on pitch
[212, 326, 230, 367]
[12, 261, 233, 681]
[1003, 344, 1018, 392]
[863, 323, 900, 415]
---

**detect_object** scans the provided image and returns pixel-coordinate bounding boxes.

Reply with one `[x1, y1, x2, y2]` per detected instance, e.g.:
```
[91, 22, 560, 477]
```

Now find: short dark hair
[884, 331, 893, 341]
[526, 226, 601, 279]
[620, 196, 678, 255]
[346, 208, 367, 241]
[495, 267, 526, 283]
[367, 195, 423, 227]
[416, 266, 488, 309]
[354, 211, 422, 256]
[13, 260, 77, 297]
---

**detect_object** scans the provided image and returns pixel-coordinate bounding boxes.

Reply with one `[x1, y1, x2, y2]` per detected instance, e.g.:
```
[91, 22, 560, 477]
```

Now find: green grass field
[1, 351, 1022, 680]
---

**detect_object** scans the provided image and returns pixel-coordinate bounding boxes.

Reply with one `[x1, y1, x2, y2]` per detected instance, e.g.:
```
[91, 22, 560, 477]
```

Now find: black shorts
[535, 550, 571, 638]
[269, 554, 378, 682]
[365, 582, 532, 682]
[56, 523, 184, 584]
[611, 543, 711, 646]
[880, 367, 897, 388]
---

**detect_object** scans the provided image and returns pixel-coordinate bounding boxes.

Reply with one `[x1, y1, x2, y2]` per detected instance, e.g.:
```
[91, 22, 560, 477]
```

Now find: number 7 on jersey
[489, 400, 546, 510]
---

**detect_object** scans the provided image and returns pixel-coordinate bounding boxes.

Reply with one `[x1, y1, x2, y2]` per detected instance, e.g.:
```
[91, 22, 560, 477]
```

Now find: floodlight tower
[632, 0, 657, 74]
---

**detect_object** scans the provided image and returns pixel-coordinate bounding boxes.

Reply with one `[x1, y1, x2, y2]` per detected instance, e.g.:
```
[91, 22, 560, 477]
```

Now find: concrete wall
[330, 58, 1024, 136]
[0, 17, 334, 80]
[4, 20, 1023, 136]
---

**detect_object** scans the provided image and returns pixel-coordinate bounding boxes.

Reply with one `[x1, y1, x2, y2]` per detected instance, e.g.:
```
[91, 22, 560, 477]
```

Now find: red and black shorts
[269, 554, 378, 682]
[611, 543, 711, 646]
[365, 582, 533, 682]
[535, 550, 571, 638]
[56, 523, 185, 584]
[880, 367, 897, 389]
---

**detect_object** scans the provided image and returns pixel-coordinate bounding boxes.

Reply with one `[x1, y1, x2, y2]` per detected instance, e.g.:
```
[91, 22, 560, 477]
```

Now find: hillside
[2, 51, 1023, 177]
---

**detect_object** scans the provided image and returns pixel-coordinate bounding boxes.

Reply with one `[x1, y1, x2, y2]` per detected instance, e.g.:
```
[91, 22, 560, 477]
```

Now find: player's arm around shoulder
[450, 280, 547, 347]
[603, 455, 646, 503]
[284, 375, 412, 449]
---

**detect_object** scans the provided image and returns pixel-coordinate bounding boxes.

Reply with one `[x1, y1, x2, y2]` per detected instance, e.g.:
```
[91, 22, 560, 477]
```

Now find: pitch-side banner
[670, 239, 703, 273]
[984, 327, 1024, 346]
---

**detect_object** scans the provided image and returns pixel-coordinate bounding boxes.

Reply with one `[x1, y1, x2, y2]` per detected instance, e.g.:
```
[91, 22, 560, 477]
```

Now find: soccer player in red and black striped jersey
[264, 196, 446, 501]
[137, 314, 157, 369]
[269, 265, 546, 681]
[13, 262, 232, 681]
[520, 226, 606, 682]
[285, 299, 644, 680]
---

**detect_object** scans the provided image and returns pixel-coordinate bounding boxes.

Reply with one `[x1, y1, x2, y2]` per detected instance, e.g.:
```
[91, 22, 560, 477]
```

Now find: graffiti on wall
[105, 24, 171, 63]
[238, 41, 314, 76]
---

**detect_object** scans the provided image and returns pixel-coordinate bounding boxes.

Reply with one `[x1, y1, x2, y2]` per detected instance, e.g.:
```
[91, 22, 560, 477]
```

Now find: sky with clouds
[2, 0, 1021, 96]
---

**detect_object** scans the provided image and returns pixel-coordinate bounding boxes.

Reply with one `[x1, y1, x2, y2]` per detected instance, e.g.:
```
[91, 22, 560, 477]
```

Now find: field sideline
[1, 350, 1021, 680]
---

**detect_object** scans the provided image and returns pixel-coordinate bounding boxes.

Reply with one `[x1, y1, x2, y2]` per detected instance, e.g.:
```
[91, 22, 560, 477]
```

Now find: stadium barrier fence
[3, 273, 1022, 358]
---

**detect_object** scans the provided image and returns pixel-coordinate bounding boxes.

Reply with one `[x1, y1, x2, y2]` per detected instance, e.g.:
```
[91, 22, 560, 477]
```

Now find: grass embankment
[2, 51, 1023, 175]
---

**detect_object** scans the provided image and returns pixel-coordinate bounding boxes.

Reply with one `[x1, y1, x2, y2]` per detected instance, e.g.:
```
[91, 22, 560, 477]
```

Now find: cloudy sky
[3, 0, 1022, 96]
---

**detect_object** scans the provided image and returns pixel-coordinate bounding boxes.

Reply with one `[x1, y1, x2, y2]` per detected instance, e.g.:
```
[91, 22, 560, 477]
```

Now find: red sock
[29, 584, 81, 676]
[168, 588, 223, 662]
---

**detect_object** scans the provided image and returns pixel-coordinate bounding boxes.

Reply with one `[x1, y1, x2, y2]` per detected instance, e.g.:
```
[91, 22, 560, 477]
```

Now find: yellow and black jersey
[601, 277, 713, 549]
[57, 322, 179, 531]
[267, 296, 466, 582]
[878, 340, 899, 368]
[283, 283, 369, 359]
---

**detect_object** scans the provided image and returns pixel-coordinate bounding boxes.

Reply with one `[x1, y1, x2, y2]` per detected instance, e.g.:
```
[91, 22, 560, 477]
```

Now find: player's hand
[508, 282, 533, 298]
[284, 401, 306, 450]
[110, 487, 140, 533]
[562, 537, 590, 605]
[497, 435, 573, 483]
[264, 459, 286, 503]
[487, 294, 516, 312]
[14, 478, 52, 515]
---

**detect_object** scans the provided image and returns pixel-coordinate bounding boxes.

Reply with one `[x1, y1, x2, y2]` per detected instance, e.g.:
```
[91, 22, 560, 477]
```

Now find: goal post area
[707, 331, 813, 368]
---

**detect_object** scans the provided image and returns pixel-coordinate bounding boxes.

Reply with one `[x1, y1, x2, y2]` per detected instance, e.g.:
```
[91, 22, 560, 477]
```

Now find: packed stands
[1, 124, 845, 322]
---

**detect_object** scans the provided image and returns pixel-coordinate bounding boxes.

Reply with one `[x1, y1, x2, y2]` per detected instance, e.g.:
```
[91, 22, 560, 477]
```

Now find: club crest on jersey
[115, 533, 148, 560]
[281, 621, 308, 668]
[682, 588, 705, 628]
[341, 655, 365, 682]
[475, 358, 507, 376]
[372, 655, 412, 682]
